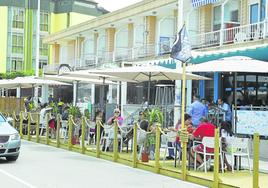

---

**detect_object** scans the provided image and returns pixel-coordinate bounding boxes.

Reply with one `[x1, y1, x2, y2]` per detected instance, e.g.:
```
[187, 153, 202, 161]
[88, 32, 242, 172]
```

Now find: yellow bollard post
[96, 119, 101, 158]
[132, 122, 138, 168]
[46, 113, 50, 145]
[68, 115, 73, 151]
[36, 113, 40, 143]
[81, 116, 86, 154]
[27, 112, 31, 141]
[19, 112, 23, 138]
[213, 128, 220, 188]
[113, 121, 119, 162]
[154, 124, 161, 173]
[253, 133, 259, 188]
[56, 114, 60, 148]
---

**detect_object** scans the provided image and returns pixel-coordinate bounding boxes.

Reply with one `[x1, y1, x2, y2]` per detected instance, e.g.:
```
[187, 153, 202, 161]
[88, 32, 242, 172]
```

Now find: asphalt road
[0, 140, 206, 188]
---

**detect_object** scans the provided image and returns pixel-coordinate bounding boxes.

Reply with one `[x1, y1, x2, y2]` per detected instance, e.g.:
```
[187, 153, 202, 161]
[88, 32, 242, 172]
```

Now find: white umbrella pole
[147, 73, 151, 106]
[234, 72, 238, 132]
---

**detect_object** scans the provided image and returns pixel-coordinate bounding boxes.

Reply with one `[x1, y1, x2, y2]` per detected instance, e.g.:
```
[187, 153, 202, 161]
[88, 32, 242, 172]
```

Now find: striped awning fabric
[191, 0, 219, 8]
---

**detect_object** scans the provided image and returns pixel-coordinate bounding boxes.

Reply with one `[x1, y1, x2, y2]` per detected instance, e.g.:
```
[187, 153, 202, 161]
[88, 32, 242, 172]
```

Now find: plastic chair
[161, 131, 180, 165]
[223, 137, 251, 173]
[137, 128, 147, 160]
[118, 126, 130, 152]
[193, 137, 224, 173]
[100, 124, 122, 152]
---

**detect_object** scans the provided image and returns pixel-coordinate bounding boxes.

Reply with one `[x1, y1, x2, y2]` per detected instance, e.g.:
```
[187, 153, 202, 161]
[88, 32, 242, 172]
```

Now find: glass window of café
[222, 73, 268, 106]
[127, 81, 174, 105]
[192, 73, 214, 103]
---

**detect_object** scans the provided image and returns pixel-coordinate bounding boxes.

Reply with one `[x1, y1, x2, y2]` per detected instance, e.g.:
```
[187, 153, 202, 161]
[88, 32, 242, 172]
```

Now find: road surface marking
[0, 169, 36, 188]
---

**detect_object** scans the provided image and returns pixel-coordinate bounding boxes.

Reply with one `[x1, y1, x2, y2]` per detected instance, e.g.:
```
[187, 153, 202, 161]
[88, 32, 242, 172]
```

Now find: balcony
[44, 40, 174, 74]
[190, 20, 268, 50]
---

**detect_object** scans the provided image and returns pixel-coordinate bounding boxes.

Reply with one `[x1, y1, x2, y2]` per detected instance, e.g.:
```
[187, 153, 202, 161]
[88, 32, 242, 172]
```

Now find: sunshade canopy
[0, 76, 70, 89]
[63, 70, 137, 83]
[44, 75, 118, 85]
[187, 56, 268, 73]
[85, 65, 209, 82]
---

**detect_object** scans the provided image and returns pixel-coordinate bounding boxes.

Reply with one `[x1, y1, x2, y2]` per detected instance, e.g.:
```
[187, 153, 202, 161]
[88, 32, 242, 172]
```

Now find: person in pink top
[190, 118, 215, 168]
[107, 108, 124, 126]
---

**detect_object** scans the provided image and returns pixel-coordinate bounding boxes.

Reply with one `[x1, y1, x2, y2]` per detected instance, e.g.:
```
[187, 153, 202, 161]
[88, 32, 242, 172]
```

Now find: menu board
[236, 110, 268, 136]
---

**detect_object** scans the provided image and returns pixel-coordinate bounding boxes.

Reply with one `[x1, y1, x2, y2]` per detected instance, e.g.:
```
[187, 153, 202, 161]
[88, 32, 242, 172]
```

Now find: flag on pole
[170, 25, 192, 62]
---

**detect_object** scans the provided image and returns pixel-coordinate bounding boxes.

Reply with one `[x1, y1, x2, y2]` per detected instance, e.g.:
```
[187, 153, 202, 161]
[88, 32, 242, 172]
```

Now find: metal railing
[191, 20, 268, 49]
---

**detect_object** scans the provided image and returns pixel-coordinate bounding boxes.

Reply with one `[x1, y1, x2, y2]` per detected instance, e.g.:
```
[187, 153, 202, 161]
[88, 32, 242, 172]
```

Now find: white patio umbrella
[44, 75, 118, 85]
[186, 56, 268, 73]
[86, 65, 210, 104]
[186, 56, 268, 127]
[63, 70, 137, 83]
[0, 76, 70, 89]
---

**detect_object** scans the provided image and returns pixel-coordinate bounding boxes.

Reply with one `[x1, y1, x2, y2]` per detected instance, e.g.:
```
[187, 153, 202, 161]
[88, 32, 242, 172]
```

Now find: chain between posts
[155, 123, 161, 173]
[253, 133, 259, 188]
[81, 116, 86, 154]
[96, 118, 101, 158]
[113, 120, 119, 162]
[213, 128, 220, 188]
[68, 115, 73, 150]
[56, 114, 60, 148]
[132, 122, 138, 168]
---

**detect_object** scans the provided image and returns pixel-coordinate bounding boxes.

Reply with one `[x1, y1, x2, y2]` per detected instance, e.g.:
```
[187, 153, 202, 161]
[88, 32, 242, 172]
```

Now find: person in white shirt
[220, 121, 233, 171]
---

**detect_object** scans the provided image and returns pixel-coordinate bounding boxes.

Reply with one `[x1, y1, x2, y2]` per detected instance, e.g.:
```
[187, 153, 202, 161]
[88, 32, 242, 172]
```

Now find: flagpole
[181, 61, 187, 181]
[177, 0, 188, 181]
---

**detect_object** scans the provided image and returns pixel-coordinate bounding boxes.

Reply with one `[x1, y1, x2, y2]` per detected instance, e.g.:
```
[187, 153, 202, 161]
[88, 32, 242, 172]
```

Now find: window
[12, 8, 24, 29]
[260, 0, 266, 21]
[10, 58, 24, 71]
[213, 5, 222, 31]
[12, 34, 24, 54]
[40, 39, 48, 56]
[40, 12, 49, 32]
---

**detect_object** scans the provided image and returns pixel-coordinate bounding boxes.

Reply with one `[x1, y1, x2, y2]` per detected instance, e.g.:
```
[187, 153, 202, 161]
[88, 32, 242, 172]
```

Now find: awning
[191, 44, 268, 64]
[191, 0, 220, 8]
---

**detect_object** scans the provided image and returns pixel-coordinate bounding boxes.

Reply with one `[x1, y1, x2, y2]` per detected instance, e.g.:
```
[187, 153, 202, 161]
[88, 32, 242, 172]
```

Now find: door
[250, 4, 259, 24]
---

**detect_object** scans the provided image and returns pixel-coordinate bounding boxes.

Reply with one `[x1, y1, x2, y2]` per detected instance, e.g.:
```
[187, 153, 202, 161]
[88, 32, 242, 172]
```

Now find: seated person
[107, 108, 124, 126]
[189, 118, 215, 168]
[220, 121, 233, 171]
[166, 114, 194, 160]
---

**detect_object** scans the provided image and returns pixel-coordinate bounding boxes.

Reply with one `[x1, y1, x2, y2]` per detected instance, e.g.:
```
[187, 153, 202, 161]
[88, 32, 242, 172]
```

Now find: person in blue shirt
[218, 98, 232, 122]
[188, 95, 206, 127]
[201, 98, 209, 117]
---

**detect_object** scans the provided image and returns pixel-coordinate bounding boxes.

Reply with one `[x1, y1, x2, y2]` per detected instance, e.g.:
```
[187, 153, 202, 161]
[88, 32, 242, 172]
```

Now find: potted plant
[142, 107, 163, 161]
[67, 104, 82, 145]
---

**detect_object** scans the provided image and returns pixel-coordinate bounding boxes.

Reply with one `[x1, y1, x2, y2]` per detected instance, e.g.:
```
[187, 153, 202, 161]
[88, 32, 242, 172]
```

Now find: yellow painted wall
[50, 13, 68, 33]
[0, 7, 8, 73]
[49, 13, 94, 65]
[69, 12, 95, 27]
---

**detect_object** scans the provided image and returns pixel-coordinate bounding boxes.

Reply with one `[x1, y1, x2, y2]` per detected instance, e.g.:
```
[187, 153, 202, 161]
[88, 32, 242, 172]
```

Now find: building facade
[0, 0, 107, 73]
[185, 0, 268, 106]
[43, 0, 268, 124]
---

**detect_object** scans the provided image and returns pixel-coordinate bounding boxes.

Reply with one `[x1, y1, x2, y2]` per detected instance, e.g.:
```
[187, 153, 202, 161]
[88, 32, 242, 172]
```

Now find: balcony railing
[190, 20, 268, 49]
[45, 21, 268, 74]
